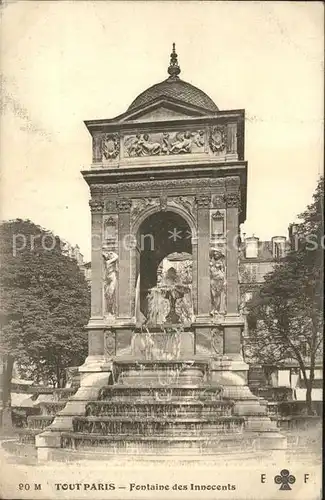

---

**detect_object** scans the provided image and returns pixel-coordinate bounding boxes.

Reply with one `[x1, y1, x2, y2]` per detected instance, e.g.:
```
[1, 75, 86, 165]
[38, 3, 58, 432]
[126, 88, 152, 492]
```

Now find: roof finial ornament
[167, 43, 181, 81]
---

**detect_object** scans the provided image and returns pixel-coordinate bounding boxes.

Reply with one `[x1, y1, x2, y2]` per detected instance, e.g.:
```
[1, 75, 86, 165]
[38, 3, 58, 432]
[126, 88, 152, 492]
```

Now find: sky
[0, 1, 323, 261]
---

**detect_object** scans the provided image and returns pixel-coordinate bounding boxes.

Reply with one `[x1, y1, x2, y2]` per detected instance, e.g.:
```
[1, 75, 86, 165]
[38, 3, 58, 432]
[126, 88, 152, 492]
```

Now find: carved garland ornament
[196, 195, 211, 209]
[117, 198, 132, 213]
[209, 126, 227, 153]
[89, 199, 104, 213]
[104, 200, 117, 213]
[102, 134, 120, 160]
[225, 192, 241, 208]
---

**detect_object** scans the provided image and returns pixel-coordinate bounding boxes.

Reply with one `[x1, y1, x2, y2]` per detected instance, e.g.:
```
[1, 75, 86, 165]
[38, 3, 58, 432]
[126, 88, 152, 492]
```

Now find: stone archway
[134, 210, 195, 325]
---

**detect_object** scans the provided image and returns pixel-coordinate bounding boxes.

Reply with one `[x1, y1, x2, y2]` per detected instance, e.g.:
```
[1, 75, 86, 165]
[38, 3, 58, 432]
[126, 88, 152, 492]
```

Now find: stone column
[117, 198, 132, 321]
[191, 236, 198, 315]
[87, 198, 105, 358]
[224, 177, 242, 357]
[196, 194, 211, 319]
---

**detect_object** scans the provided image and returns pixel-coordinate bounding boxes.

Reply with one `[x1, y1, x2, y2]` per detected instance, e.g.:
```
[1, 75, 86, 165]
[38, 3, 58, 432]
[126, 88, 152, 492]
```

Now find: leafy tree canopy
[0, 219, 90, 388]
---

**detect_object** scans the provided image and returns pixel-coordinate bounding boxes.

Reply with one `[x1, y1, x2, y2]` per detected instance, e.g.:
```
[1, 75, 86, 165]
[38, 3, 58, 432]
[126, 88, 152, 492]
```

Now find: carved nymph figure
[102, 248, 118, 316]
[210, 249, 226, 315]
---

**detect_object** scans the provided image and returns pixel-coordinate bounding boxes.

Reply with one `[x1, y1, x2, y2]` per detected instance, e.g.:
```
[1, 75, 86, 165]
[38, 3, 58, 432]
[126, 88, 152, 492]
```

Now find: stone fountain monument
[36, 45, 286, 460]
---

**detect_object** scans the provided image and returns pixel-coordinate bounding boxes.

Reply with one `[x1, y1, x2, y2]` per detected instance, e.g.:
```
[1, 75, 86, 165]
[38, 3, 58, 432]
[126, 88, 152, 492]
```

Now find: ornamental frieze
[93, 178, 226, 196]
[124, 130, 205, 157]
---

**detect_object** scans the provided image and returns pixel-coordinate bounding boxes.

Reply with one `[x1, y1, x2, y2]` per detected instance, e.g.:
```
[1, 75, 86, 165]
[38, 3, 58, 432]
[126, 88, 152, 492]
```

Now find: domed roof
[128, 44, 218, 113]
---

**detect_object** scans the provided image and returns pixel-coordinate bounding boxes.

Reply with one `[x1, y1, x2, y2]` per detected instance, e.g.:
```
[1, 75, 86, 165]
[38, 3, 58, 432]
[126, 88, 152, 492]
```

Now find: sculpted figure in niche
[210, 249, 226, 315]
[102, 249, 118, 315]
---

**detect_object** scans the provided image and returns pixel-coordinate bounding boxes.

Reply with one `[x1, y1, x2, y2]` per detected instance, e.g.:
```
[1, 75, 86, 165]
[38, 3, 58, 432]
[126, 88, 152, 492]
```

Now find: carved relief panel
[131, 198, 159, 225]
[124, 130, 205, 157]
[103, 215, 118, 248]
[169, 196, 196, 221]
[130, 195, 197, 226]
[211, 326, 224, 356]
[210, 209, 225, 239]
[104, 329, 116, 359]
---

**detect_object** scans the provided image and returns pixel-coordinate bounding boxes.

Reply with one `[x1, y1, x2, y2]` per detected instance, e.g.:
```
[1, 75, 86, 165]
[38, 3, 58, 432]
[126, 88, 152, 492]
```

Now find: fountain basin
[59, 433, 257, 455]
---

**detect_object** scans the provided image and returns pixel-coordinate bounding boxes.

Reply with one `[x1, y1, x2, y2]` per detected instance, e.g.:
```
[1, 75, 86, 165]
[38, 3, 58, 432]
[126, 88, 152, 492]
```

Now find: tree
[0, 219, 90, 428]
[245, 177, 323, 415]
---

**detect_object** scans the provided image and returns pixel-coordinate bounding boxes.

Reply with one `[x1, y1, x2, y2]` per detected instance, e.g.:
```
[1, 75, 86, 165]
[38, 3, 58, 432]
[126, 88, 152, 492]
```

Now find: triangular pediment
[84, 97, 219, 133]
[114, 97, 215, 124]
[125, 106, 196, 122]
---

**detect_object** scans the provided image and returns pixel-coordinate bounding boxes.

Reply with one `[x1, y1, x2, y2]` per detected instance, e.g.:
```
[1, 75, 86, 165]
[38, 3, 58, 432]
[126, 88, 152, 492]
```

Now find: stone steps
[98, 385, 223, 402]
[27, 415, 54, 430]
[85, 400, 233, 418]
[35, 401, 66, 415]
[72, 415, 245, 436]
